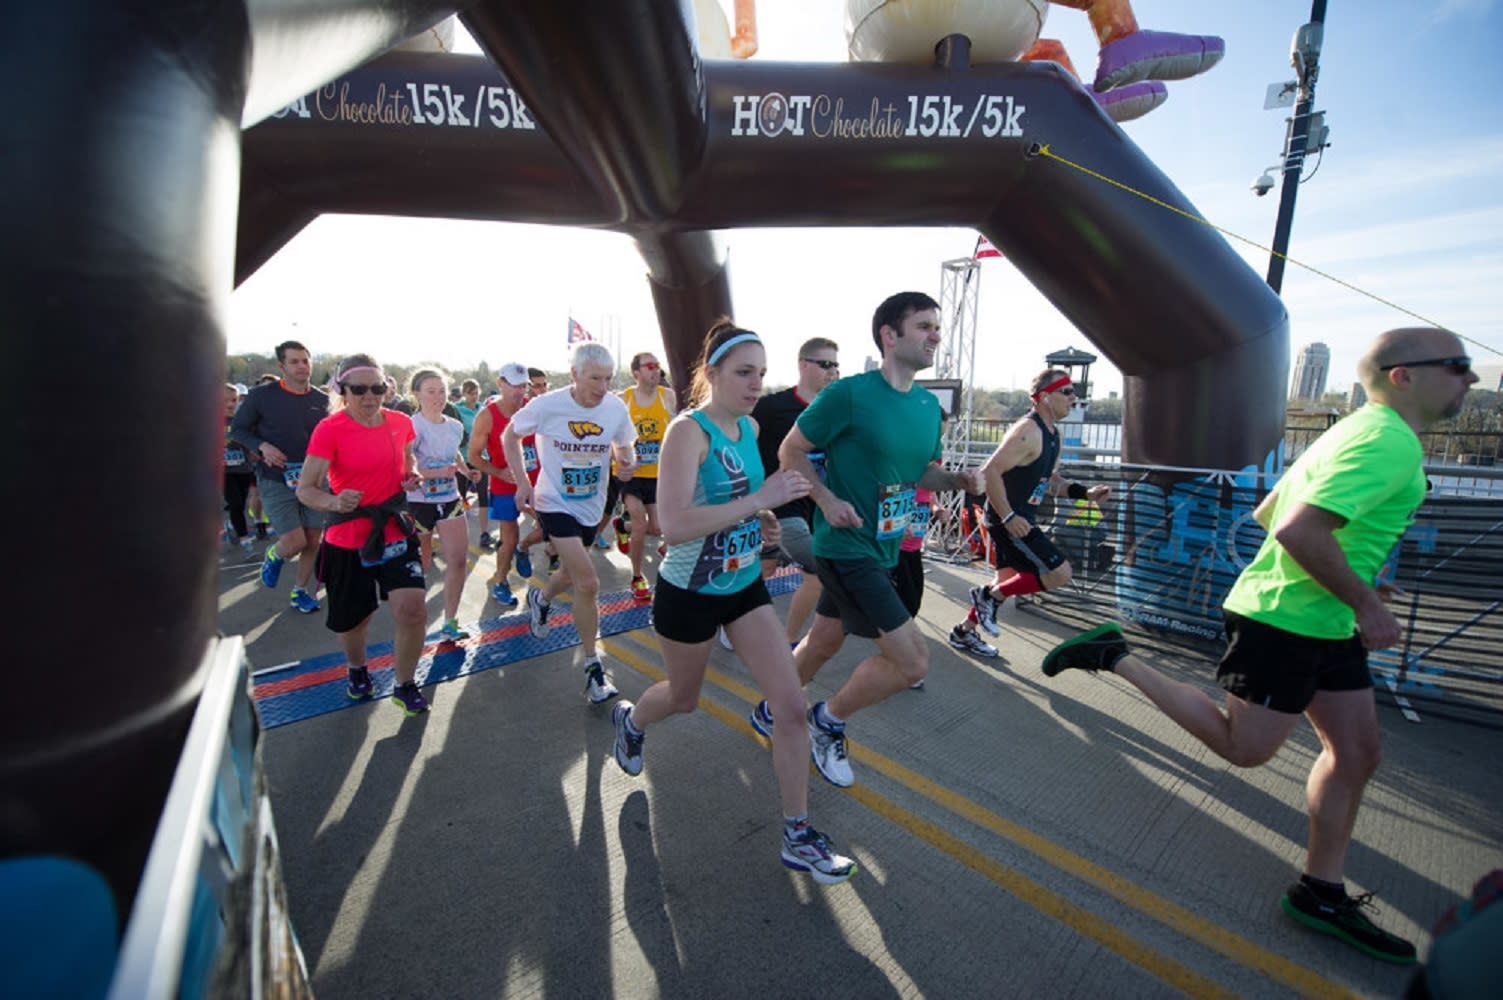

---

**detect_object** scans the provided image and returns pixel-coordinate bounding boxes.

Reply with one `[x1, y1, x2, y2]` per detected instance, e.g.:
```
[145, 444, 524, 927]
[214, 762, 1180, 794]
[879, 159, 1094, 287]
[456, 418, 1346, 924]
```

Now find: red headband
[1033, 375, 1072, 399]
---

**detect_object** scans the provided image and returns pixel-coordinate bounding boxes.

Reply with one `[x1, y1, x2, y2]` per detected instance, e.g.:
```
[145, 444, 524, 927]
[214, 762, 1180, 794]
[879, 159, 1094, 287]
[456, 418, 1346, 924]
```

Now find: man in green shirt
[770, 291, 983, 789]
[1041, 327, 1477, 965]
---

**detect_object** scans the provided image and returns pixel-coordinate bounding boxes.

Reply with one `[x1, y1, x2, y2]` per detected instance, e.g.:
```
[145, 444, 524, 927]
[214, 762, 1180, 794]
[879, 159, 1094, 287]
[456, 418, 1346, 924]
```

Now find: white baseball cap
[498, 363, 529, 385]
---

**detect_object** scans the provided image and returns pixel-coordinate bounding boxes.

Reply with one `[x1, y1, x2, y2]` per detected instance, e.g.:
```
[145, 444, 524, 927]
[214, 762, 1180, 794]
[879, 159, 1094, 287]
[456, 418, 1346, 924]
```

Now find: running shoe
[390, 681, 429, 716]
[289, 587, 320, 614]
[583, 658, 618, 704]
[781, 823, 857, 885]
[346, 666, 373, 700]
[631, 575, 651, 602]
[479, 531, 495, 551]
[909, 678, 926, 690]
[593, 532, 611, 550]
[1041, 623, 1128, 677]
[515, 547, 533, 579]
[610, 700, 644, 776]
[491, 580, 518, 606]
[613, 515, 630, 554]
[749, 699, 774, 739]
[440, 618, 470, 642]
[1280, 882, 1417, 965]
[807, 704, 853, 787]
[259, 547, 284, 589]
[969, 585, 1002, 637]
[255, 522, 271, 540]
[949, 625, 999, 659]
[527, 587, 551, 638]
[239, 536, 256, 558]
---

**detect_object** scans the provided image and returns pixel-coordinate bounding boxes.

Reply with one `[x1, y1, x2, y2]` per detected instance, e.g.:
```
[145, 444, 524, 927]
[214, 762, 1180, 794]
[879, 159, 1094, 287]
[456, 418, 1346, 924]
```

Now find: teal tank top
[658, 411, 765, 595]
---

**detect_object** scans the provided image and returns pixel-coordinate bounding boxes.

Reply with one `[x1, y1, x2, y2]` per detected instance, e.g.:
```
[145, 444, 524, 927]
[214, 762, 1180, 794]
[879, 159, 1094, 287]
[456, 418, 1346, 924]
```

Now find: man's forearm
[1278, 522, 1380, 611]
[780, 448, 836, 508]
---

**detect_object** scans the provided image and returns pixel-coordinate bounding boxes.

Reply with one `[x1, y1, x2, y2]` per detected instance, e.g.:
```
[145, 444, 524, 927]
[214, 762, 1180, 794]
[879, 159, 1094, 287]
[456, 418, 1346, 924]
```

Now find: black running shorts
[892, 548, 925, 618]
[652, 576, 772, 644]
[1216, 611, 1372, 714]
[988, 522, 1067, 575]
[319, 538, 425, 634]
[813, 555, 911, 639]
[538, 510, 598, 548]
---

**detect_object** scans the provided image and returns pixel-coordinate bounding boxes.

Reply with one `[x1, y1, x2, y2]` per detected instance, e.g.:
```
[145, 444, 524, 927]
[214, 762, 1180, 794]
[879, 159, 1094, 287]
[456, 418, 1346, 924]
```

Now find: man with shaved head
[1041, 327, 1476, 965]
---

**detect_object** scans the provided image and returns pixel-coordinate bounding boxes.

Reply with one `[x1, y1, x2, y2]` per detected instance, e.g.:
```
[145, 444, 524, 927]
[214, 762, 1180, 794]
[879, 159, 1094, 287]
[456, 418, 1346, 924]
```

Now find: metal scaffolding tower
[932, 257, 981, 560]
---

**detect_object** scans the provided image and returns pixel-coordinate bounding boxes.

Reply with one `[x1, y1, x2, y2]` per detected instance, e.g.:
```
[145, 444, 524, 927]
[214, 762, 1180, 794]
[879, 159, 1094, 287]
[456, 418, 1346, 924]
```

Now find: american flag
[567, 317, 594, 344]
[974, 234, 1003, 259]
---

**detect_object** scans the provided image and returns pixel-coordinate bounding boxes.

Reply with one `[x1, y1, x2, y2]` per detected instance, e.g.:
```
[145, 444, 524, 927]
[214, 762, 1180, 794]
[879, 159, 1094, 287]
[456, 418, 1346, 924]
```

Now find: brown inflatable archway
[1, 0, 1284, 917]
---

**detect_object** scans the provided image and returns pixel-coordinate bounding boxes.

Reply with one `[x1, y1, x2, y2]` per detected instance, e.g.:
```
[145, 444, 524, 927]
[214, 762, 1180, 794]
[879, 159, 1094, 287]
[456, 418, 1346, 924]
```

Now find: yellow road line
[602, 634, 1358, 1000]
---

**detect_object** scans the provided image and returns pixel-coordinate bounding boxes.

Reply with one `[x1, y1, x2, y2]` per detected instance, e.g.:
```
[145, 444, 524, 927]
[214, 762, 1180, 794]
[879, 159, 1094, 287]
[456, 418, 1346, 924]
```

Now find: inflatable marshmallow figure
[845, 0, 1223, 122]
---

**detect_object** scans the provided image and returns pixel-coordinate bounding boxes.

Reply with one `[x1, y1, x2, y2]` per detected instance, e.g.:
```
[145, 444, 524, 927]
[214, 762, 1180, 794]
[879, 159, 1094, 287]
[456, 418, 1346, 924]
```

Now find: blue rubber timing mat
[253, 570, 802, 728]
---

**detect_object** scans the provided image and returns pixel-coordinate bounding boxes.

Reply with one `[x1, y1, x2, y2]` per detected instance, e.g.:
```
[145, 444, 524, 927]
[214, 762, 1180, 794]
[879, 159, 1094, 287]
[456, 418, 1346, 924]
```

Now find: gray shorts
[257, 474, 328, 536]
[763, 516, 816, 573]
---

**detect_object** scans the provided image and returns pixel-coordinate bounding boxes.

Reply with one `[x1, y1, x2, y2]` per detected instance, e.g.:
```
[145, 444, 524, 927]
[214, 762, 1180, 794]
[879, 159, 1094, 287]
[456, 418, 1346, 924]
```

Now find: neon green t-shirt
[1224, 404, 1426, 639]
[796, 370, 943, 567]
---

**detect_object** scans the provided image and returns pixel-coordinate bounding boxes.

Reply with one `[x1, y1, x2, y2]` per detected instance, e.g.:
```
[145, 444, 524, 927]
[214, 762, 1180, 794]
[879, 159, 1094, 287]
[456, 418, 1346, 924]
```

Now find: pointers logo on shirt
[568, 420, 604, 440]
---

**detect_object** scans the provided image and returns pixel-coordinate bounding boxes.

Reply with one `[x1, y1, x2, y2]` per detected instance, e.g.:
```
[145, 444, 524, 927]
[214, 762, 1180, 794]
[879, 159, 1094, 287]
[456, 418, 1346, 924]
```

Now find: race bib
[720, 517, 762, 574]
[224, 445, 246, 468]
[875, 482, 916, 540]
[523, 443, 539, 472]
[906, 505, 931, 541]
[282, 461, 303, 490]
[561, 461, 601, 499]
[421, 460, 455, 499]
[635, 440, 660, 467]
[1027, 479, 1049, 506]
[361, 537, 411, 568]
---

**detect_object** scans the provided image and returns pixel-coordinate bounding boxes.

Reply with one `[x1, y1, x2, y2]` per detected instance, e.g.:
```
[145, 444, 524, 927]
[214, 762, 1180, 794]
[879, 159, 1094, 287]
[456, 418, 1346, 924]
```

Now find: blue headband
[708, 332, 761, 366]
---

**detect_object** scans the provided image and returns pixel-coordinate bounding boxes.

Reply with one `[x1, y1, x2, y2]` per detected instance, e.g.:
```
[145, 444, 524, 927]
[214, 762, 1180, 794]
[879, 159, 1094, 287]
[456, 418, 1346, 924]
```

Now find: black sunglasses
[343, 382, 389, 396]
[1378, 356, 1471, 375]
[1054, 386, 1076, 396]
[801, 358, 839, 370]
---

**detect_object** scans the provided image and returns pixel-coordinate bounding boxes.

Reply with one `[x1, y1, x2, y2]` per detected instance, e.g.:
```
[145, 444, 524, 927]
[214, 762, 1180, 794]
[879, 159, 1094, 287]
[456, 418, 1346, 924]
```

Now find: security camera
[1251, 171, 1276, 197]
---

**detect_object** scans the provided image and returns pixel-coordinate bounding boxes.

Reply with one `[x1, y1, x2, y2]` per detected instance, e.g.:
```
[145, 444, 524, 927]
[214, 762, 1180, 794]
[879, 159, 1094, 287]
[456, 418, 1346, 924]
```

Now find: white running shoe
[807, 705, 854, 787]
[781, 823, 857, 884]
[584, 658, 619, 704]
[527, 586, 550, 638]
[969, 585, 1003, 637]
[948, 624, 999, 658]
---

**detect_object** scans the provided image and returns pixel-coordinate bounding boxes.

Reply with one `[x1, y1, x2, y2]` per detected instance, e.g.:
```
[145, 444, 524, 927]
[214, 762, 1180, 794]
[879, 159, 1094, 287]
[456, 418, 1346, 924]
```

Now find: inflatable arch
[2, 0, 1285, 918]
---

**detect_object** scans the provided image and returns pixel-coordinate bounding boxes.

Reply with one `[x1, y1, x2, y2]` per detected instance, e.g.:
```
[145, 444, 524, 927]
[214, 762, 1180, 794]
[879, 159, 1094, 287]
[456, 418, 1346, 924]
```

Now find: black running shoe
[1280, 882, 1417, 965]
[1041, 623, 1128, 677]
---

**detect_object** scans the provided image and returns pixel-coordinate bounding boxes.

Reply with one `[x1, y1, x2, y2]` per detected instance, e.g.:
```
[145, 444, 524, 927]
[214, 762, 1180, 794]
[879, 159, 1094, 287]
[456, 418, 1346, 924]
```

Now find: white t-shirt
[507, 386, 635, 525]
[405, 413, 465, 505]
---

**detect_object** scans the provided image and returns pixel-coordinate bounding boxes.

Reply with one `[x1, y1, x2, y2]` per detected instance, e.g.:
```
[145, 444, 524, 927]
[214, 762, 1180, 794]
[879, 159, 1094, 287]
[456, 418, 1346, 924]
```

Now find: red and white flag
[567, 317, 594, 345]
[974, 234, 1003, 259]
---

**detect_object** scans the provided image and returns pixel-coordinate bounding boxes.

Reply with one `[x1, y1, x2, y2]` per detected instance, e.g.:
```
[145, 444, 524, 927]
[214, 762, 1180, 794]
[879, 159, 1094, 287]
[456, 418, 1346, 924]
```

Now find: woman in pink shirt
[296, 354, 430, 715]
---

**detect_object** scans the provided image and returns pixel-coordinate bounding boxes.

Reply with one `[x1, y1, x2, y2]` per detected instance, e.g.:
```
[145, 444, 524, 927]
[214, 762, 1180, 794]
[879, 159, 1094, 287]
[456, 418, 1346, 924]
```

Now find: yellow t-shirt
[623, 386, 671, 480]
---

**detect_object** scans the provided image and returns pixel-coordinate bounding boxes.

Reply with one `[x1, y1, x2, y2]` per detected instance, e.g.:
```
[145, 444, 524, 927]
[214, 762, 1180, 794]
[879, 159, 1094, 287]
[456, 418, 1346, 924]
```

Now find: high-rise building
[1349, 381, 1367, 408]
[1290, 342, 1331, 401]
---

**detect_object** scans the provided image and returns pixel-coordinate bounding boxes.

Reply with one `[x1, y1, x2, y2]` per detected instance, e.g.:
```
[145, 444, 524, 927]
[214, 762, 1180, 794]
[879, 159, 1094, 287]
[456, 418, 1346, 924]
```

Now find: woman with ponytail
[608, 320, 857, 885]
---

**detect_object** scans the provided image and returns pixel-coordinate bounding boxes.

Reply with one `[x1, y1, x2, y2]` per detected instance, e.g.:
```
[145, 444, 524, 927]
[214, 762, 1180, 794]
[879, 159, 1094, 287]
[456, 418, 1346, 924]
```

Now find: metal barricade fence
[927, 455, 1503, 729]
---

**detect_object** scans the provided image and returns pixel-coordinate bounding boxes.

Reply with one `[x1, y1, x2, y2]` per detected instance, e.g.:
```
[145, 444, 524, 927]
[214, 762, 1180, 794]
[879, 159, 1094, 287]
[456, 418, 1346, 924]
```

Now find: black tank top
[986, 411, 1059, 527]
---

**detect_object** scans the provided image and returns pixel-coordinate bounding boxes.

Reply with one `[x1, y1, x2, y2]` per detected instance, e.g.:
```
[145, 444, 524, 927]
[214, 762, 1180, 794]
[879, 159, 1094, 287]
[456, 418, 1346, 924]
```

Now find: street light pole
[1266, 0, 1327, 294]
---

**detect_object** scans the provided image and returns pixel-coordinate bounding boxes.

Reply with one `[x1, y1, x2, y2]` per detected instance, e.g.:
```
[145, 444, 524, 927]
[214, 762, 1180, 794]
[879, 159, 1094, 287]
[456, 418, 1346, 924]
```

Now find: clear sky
[230, 0, 1503, 398]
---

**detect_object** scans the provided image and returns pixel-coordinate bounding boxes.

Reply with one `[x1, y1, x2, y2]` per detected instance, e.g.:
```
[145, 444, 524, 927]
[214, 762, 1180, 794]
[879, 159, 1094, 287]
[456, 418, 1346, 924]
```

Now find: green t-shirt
[1224, 403, 1426, 639]
[796, 370, 943, 567]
